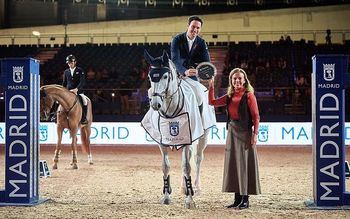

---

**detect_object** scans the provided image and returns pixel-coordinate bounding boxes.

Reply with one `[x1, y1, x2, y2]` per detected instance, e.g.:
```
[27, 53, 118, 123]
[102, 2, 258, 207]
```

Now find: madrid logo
[169, 121, 180, 136]
[13, 66, 24, 83]
[40, 124, 48, 141]
[258, 125, 268, 142]
[323, 63, 335, 81]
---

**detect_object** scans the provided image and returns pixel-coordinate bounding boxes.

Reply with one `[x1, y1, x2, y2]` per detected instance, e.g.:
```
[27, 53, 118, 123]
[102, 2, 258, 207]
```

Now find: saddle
[77, 94, 84, 108]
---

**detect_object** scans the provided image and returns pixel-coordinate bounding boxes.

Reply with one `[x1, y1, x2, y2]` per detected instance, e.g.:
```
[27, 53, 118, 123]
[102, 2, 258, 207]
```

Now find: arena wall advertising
[0, 122, 334, 146]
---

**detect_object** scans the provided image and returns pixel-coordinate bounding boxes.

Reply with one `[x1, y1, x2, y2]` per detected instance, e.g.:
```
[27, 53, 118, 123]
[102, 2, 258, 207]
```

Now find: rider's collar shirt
[186, 35, 196, 51]
[70, 67, 76, 77]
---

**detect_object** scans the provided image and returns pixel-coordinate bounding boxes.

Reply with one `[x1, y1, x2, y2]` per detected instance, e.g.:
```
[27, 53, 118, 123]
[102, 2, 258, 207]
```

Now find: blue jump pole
[0, 58, 47, 206]
[306, 54, 350, 209]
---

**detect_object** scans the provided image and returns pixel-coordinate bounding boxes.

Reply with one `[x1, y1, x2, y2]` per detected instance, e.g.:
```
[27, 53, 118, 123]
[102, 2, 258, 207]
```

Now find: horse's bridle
[150, 66, 181, 100]
[150, 65, 183, 117]
[41, 88, 79, 120]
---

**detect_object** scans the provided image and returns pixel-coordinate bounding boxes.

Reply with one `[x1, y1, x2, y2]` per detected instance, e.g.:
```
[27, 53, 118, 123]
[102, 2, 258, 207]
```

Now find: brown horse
[40, 84, 93, 169]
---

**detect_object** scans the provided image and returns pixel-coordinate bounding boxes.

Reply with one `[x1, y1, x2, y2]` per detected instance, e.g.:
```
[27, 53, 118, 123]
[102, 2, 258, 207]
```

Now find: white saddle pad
[141, 79, 216, 150]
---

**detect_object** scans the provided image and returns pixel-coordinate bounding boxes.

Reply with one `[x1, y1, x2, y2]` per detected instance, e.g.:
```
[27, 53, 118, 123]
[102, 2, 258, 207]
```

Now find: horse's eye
[163, 75, 168, 80]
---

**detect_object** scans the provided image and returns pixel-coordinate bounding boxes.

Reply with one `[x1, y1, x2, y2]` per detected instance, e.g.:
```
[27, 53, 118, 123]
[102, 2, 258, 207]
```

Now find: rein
[42, 88, 79, 124]
[162, 80, 183, 117]
[65, 95, 79, 115]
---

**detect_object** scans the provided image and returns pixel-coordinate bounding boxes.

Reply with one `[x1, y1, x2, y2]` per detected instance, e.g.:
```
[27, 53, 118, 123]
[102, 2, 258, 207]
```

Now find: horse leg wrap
[53, 150, 60, 162]
[184, 176, 194, 196]
[72, 153, 78, 163]
[163, 175, 172, 195]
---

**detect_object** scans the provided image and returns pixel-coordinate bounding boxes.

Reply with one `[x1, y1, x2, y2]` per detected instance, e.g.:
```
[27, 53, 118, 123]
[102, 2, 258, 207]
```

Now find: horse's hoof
[160, 197, 171, 205]
[194, 187, 202, 196]
[52, 164, 58, 170]
[160, 193, 171, 205]
[180, 186, 186, 195]
[71, 163, 78, 169]
[88, 161, 94, 165]
[185, 201, 196, 209]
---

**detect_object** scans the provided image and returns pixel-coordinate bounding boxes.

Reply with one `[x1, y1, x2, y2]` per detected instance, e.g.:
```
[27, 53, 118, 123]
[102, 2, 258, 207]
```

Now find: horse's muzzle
[151, 102, 161, 111]
[151, 93, 163, 111]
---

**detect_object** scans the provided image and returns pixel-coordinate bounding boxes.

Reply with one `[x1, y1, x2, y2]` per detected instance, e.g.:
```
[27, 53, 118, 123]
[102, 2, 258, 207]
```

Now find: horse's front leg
[159, 145, 171, 205]
[53, 126, 63, 169]
[70, 128, 79, 169]
[193, 129, 209, 195]
[182, 145, 196, 209]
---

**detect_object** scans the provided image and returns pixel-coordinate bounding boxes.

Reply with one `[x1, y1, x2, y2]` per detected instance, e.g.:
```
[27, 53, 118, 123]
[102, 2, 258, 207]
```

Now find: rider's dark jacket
[62, 67, 86, 94]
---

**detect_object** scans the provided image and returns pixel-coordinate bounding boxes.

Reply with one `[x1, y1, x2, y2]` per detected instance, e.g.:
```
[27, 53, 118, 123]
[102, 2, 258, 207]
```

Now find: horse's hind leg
[81, 126, 93, 165]
[182, 146, 196, 209]
[193, 129, 209, 195]
[53, 127, 63, 169]
[159, 145, 171, 205]
[70, 129, 79, 169]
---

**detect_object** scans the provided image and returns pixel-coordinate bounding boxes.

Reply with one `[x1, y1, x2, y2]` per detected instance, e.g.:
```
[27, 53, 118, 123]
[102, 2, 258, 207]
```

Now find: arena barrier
[306, 54, 350, 209]
[0, 58, 46, 206]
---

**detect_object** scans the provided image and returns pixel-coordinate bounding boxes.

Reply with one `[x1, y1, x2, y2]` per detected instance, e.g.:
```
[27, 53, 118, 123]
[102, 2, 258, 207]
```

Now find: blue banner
[312, 54, 350, 207]
[0, 58, 41, 206]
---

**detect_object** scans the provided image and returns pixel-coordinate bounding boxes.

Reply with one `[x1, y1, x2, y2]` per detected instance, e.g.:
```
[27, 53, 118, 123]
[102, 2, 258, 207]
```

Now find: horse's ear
[144, 50, 154, 64]
[162, 50, 169, 64]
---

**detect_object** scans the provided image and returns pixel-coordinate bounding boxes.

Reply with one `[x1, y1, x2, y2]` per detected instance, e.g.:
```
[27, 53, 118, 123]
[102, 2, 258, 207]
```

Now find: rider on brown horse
[49, 54, 88, 124]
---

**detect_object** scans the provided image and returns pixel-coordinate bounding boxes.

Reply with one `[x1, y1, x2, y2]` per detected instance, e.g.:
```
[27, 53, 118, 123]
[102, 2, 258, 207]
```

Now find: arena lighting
[172, 0, 183, 7]
[117, 0, 129, 6]
[32, 31, 41, 37]
[145, 0, 156, 7]
[227, 0, 238, 6]
[197, 0, 210, 6]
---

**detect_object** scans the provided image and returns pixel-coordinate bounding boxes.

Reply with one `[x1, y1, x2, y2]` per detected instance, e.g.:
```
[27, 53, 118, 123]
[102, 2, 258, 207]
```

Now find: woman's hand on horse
[70, 88, 78, 94]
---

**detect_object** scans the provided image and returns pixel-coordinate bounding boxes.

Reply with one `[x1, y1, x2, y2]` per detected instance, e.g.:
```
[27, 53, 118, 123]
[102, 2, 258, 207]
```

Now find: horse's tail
[80, 127, 90, 154]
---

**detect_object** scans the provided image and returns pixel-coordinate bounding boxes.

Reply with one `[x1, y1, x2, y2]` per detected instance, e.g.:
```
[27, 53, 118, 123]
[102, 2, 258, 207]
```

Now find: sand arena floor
[0, 145, 350, 218]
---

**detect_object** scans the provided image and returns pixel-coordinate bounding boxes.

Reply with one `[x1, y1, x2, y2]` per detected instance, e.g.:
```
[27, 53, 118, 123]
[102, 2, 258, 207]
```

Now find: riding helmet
[66, 54, 76, 63]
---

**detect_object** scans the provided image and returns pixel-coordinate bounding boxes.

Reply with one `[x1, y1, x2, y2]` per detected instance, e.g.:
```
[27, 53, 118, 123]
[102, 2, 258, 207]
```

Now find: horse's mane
[41, 84, 75, 98]
[41, 84, 65, 90]
[168, 60, 177, 79]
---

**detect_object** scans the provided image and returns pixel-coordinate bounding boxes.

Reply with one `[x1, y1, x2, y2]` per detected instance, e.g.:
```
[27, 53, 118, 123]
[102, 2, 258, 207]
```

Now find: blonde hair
[227, 68, 254, 97]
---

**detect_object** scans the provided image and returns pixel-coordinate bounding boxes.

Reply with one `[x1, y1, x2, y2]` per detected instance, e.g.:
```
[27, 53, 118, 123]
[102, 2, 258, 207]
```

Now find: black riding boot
[238, 195, 249, 209]
[226, 193, 242, 208]
[81, 105, 88, 124]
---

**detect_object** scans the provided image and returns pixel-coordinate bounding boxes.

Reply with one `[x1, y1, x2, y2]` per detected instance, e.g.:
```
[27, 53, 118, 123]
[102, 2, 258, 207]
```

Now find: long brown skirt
[222, 121, 261, 195]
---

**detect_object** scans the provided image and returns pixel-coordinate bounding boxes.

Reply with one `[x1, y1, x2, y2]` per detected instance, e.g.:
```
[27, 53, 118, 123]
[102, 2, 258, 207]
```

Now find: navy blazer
[171, 32, 210, 80]
[62, 66, 86, 94]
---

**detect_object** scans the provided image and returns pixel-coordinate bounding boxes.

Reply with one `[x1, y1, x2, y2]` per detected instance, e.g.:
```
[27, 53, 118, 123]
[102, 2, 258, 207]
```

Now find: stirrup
[49, 114, 57, 123]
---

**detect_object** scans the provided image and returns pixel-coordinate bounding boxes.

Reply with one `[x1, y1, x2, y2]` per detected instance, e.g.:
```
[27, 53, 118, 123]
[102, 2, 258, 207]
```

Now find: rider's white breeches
[79, 94, 88, 105]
